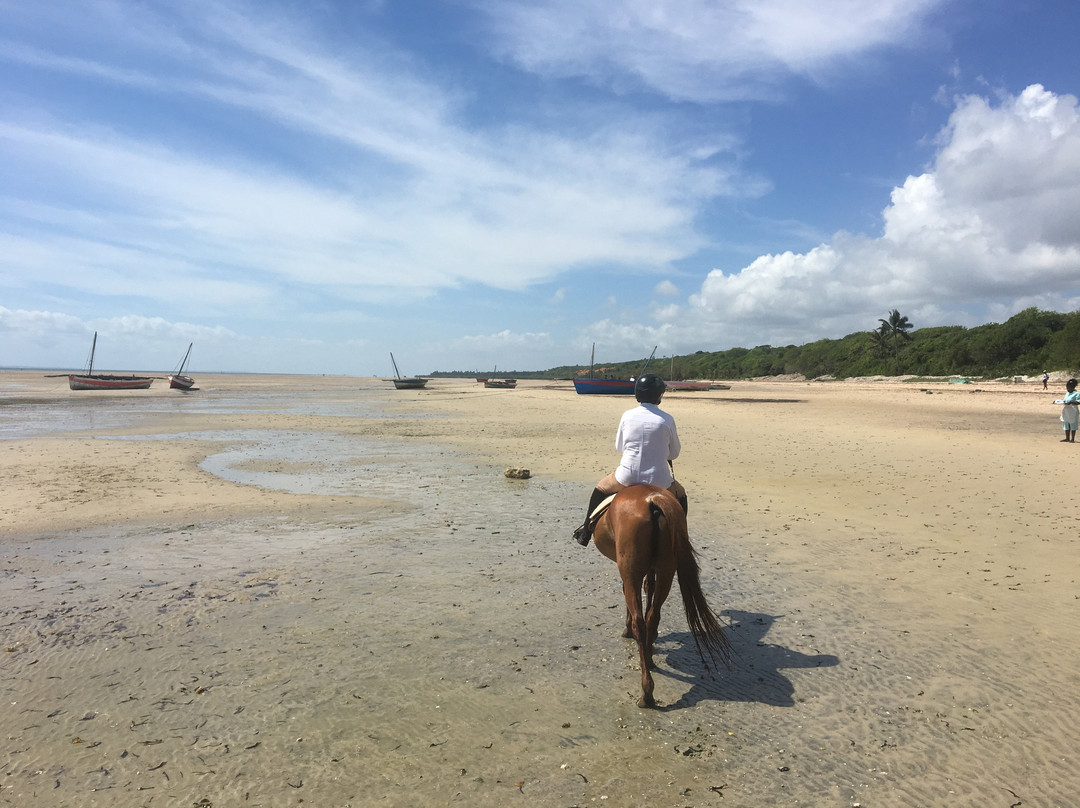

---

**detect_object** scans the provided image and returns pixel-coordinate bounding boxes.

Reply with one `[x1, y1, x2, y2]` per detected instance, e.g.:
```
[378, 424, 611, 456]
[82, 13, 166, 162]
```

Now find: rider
[572, 372, 686, 546]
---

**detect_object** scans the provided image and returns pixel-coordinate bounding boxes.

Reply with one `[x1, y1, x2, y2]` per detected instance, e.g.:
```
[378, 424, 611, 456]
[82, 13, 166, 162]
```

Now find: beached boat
[168, 342, 196, 390]
[662, 356, 719, 391]
[481, 365, 516, 388]
[572, 344, 655, 395]
[572, 377, 635, 394]
[68, 332, 154, 390]
[387, 353, 428, 389]
[665, 380, 717, 388]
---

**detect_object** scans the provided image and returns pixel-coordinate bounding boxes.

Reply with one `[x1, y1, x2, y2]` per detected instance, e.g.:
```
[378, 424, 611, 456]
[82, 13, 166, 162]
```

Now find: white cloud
[455, 329, 553, 349]
[0, 3, 754, 312]
[475, 0, 943, 101]
[0, 306, 241, 370]
[654, 280, 679, 296]
[639, 85, 1080, 350]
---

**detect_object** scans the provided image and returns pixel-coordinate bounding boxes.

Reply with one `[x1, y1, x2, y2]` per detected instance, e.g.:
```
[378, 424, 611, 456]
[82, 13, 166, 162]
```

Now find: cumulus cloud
[0, 306, 241, 369]
[476, 0, 943, 101]
[654, 280, 679, 296]
[639, 85, 1080, 350]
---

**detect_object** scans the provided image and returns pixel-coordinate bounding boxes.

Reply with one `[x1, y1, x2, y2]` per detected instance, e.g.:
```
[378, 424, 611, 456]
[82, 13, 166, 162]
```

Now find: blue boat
[573, 378, 635, 395]
[572, 344, 656, 395]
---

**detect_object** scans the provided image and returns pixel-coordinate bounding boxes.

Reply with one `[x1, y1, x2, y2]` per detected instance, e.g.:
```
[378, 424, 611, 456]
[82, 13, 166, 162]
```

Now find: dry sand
[1, 370, 1077, 807]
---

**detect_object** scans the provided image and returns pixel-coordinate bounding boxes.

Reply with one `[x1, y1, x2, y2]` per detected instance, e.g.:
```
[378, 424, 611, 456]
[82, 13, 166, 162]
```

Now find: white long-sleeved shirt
[614, 403, 681, 487]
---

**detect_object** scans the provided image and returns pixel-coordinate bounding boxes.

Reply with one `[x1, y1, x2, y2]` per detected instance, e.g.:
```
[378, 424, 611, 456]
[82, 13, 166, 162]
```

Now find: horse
[590, 484, 730, 708]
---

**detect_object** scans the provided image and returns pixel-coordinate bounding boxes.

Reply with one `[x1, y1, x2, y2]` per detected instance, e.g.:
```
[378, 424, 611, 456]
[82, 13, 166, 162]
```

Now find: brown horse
[591, 484, 730, 707]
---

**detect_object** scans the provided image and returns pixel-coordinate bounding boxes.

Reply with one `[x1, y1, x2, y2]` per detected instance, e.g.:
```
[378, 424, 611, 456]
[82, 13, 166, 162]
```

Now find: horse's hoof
[621, 628, 633, 639]
[638, 695, 656, 709]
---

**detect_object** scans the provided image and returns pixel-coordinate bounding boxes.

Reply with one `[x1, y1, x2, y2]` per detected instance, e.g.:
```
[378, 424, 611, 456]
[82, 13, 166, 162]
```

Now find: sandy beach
[1, 370, 1077, 807]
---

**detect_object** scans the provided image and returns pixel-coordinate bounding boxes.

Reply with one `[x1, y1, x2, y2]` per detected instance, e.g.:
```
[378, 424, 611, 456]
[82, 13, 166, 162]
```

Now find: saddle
[586, 493, 618, 532]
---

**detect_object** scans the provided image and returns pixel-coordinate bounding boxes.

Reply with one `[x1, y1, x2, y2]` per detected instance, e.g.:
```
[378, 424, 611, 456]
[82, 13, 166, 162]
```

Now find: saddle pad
[587, 493, 618, 527]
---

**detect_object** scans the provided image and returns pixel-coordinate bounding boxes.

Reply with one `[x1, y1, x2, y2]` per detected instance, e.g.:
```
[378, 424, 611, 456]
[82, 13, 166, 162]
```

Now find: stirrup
[572, 525, 591, 546]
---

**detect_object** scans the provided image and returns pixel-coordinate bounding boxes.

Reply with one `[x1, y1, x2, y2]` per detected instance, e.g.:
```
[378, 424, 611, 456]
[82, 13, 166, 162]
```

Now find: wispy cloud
[473, 0, 944, 101]
[0, 0, 752, 315]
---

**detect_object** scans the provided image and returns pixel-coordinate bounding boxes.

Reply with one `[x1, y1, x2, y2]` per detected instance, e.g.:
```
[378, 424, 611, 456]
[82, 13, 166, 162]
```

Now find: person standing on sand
[1059, 378, 1080, 442]
[572, 373, 687, 547]
[1043, 371, 1050, 390]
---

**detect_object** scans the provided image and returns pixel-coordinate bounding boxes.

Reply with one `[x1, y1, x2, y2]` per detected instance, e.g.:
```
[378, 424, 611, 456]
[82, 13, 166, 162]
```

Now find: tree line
[434, 307, 1079, 381]
[656, 307, 1079, 381]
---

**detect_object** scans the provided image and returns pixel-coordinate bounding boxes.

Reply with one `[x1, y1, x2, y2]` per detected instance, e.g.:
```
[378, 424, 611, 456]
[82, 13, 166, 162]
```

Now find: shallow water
[106, 427, 478, 497]
[0, 382, 472, 504]
[0, 377, 437, 440]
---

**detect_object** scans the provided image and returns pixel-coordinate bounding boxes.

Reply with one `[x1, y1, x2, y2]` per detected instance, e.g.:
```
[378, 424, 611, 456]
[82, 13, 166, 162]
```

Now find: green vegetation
[429, 307, 1080, 381]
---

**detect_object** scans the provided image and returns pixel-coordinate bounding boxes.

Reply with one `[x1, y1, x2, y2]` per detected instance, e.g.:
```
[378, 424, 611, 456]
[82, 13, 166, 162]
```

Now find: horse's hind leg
[646, 568, 674, 650]
[626, 571, 656, 640]
[622, 579, 655, 708]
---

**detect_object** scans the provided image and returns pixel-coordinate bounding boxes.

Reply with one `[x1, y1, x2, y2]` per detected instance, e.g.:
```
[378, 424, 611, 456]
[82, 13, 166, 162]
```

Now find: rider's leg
[573, 472, 622, 546]
[668, 480, 688, 515]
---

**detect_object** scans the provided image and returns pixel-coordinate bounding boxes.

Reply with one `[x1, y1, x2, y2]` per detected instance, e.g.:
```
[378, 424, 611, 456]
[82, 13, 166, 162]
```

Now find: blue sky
[2, 0, 1079, 375]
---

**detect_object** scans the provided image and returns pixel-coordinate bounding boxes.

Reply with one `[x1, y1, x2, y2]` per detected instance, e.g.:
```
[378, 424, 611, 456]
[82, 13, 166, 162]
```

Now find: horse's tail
[661, 496, 731, 669]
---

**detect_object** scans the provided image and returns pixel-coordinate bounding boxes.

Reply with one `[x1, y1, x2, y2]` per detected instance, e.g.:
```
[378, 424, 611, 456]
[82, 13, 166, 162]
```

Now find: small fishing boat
[572, 344, 655, 395]
[68, 332, 154, 390]
[168, 342, 196, 390]
[572, 377, 634, 394]
[481, 365, 516, 388]
[387, 353, 428, 389]
[666, 380, 712, 392]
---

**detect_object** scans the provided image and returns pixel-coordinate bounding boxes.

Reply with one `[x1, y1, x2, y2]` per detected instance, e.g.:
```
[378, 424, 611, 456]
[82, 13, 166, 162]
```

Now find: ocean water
[0, 378, 414, 439]
[0, 379, 469, 497]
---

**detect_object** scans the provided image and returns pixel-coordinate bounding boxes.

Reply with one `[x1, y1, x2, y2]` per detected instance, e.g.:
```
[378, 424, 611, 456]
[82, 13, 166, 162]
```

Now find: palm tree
[878, 309, 914, 374]
[869, 322, 891, 360]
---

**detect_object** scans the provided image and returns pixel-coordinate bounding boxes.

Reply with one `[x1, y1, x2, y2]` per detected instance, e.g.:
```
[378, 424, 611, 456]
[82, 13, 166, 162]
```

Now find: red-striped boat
[68, 332, 153, 390]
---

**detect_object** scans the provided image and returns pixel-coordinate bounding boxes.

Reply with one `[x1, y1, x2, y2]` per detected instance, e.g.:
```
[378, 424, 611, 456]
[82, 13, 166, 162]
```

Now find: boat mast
[390, 352, 402, 379]
[638, 345, 658, 376]
[87, 332, 97, 376]
[177, 342, 193, 375]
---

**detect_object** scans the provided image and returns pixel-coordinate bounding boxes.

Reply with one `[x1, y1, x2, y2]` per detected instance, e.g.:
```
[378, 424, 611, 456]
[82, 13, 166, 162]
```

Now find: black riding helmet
[635, 372, 666, 404]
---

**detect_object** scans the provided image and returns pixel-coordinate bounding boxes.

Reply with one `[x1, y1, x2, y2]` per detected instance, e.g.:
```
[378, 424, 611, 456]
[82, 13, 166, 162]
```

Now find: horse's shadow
[652, 609, 840, 710]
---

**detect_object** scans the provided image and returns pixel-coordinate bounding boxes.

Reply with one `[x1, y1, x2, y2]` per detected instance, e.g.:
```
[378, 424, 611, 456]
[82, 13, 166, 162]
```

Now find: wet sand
[1, 371, 1077, 807]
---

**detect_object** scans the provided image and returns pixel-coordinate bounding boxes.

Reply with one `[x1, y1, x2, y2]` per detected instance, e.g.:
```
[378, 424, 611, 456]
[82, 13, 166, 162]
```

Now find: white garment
[614, 403, 681, 488]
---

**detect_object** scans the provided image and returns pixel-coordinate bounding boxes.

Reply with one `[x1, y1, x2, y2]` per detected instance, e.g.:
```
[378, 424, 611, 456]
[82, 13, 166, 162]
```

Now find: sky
[2, 0, 1080, 376]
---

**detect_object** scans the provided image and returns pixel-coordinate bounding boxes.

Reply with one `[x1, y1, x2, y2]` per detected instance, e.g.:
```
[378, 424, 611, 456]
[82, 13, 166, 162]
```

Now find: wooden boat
[666, 380, 712, 392]
[481, 365, 516, 388]
[68, 332, 154, 390]
[387, 353, 428, 389]
[572, 344, 655, 395]
[572, 377, 634, 394]
[168, 342, 196, 390]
